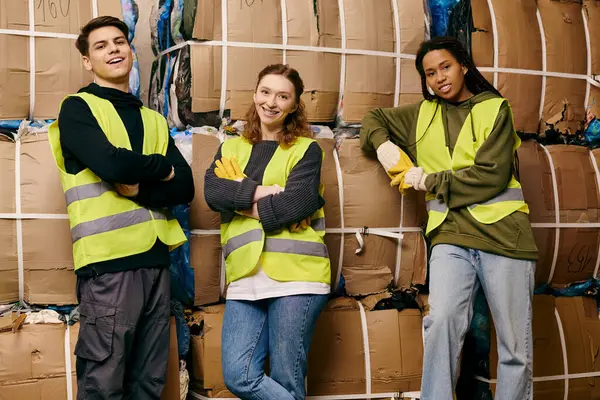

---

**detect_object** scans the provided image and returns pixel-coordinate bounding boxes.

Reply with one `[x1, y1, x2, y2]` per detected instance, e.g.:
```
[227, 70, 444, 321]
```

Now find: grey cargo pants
[75, 267, 170, 400]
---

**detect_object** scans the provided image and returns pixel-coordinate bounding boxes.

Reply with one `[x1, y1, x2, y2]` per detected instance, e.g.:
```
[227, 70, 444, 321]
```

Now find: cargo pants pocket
[75, 301, 117, 362]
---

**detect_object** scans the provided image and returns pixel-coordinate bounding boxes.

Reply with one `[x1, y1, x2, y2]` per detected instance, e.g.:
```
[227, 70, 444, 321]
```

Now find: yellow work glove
[214, 157, 247, 181]
[387, 149, 414, 194]
[289, 216, 311, 233]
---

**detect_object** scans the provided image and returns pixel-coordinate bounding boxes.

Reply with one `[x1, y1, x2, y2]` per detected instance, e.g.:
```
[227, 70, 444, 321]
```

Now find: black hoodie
[58, 83, 195, 276]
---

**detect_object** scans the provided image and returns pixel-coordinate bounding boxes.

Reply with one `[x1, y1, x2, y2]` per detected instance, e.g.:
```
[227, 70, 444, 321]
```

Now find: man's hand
[161, 166, 175, 182]
[289, 216, 311, 233]
[115, 183, 139, 198]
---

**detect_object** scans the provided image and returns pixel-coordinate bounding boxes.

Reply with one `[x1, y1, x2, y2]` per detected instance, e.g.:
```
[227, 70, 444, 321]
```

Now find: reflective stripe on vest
[222, 229, 263, 259]
[426, 187, 525, 213]
[416, 98, 528, 235]
[311, 217, 326, 232]
[223, 230, 330, 260]
[64, 181, 114, 206]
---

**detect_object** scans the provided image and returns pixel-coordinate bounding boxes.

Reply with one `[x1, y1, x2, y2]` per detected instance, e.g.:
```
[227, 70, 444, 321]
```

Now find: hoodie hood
[438, 91, 502, 152]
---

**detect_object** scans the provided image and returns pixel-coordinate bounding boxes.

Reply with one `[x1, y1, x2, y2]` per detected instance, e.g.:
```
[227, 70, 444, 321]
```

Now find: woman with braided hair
[361, 37, 538, 400]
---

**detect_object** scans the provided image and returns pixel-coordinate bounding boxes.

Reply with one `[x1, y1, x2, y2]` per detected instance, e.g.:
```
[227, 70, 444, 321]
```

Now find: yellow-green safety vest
[48, 92, 187, 271]
[220, 136, 330, 284]
[416, 98, 529, 236]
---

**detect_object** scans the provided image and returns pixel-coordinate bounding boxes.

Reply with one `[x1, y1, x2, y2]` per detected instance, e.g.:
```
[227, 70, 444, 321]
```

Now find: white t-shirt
[226, 263, 330, 301]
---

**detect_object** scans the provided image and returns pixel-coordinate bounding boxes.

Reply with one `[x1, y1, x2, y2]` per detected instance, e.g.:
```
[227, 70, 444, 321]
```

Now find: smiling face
[82, 25, 133, 89]
[422, 49, 472, 102]
[253, 73, 298, 131]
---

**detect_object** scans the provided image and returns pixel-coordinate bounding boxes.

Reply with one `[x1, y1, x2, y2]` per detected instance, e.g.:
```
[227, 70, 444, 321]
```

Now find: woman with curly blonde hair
[204, 64, 330, 400]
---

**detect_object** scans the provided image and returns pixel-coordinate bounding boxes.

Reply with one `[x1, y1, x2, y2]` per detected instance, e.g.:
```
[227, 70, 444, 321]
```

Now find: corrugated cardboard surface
[0, 322, 78, 400]
[160, 317, 180, 400]
[472, 0, 591, 135]
[584, 0, 600, 76]
[0, 133, 76, 305]
[488, 296, 600, 398]
[308, 297, 423, 395]
[333, 139, 427, 295]
[518, 141, 600, 287]
[189, 135, 427, 303]
[189, 298, 423, 397]
[190, 133, 223, 306]
[472, 0, 543, 134]
[189, 305, 234, 398]
[0, 0, 122, 120]
[187, 0, 424, 123]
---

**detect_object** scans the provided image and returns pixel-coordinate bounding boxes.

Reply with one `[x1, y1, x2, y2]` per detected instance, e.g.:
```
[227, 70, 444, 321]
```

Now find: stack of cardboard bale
[0, 3, 158, 400]
[149, 0, 426, 129]
[175, 0, 600, 398]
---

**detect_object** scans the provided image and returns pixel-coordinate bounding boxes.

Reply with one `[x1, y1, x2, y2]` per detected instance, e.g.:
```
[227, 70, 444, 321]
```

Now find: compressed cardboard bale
[0, 134, 18, 304]
[190, 133, 222, 306]
[334, 138, 427, 296]
[471, 0, 543, 134]
[307, 297, 423, 396]
[182, 0, 424, 123]
[584, 0, 600, 76]
[188, 305, 235, 398]
[20, 134, 75, 305]
[518, 141, 600, 287]
[0, 133, 76, 305]
[0, 0, 123, 120]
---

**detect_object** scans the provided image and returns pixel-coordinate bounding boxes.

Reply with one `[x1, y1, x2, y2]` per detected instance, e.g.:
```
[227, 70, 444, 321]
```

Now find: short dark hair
[76, 16, 129, 57]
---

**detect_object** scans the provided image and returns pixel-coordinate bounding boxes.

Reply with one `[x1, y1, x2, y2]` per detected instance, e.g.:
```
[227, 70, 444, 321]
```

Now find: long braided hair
[415, 36, 501, 100]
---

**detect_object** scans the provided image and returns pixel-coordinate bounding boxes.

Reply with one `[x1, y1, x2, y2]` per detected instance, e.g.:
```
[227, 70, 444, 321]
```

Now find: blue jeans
[421, 244, 535, 400]
[221, 294, 329, 400]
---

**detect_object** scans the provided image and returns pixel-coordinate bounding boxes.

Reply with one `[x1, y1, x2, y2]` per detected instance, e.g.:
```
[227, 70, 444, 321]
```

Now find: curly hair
[243, 64, 312, 147]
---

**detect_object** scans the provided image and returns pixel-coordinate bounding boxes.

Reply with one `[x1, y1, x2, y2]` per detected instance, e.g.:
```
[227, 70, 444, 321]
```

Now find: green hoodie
[360, 91, 539, 261]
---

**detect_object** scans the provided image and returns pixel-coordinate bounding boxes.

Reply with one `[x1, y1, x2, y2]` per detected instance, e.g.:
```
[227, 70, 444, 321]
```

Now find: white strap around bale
[188, 390, 417, 399]
[28, 0, 36, 119]
[485, 0, 499, 88]
[536, 8, 547, 121]
[280, 0, 288, 65]
[218, 0, 228, 118]
[92, 0, 99, 18]
[357, 301, 372, 395]
[64, 317, 74, 400]
[336, 0, 347, 120]
[15, 140, 24, 302]
[392, 0, 401, 107]
[333, 148, 345, 290]
[0, 213, 69, 219]
[394, 195, 405, 284]
[539, 144, 560, 285]
[583, 7, 592, 108]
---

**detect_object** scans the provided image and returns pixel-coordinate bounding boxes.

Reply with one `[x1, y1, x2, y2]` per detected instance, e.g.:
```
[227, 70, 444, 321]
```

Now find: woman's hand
[239, 203, 260, 220]
[253, 184, 284, 202]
